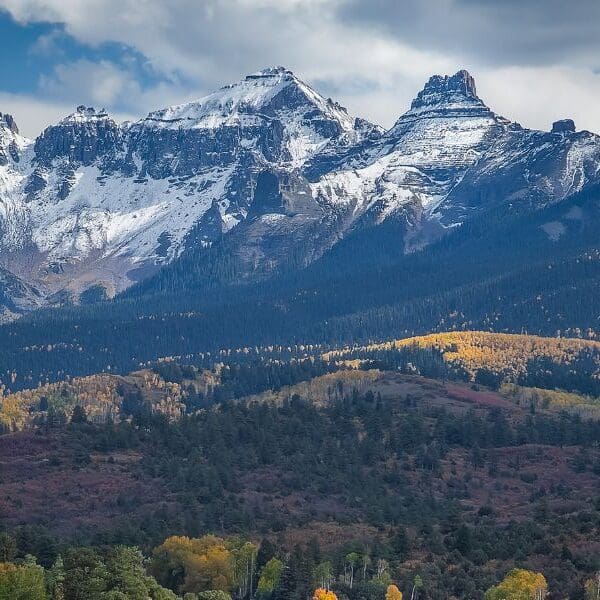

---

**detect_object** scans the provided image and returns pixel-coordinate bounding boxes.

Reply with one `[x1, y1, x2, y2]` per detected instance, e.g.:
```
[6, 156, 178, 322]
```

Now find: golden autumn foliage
[150, 534, 258, 597]
[386, 583, 403, 600]
[329, 331, 600, 380]
[325, 332, 600, 408]
[502, 384, 600, 419]
[243, 370, 382, 407]
[183, 545, 234, 592]
[0, 370, 185, 431]
[313, 587, 338, 600]
[485, 569, 547, 600]
[0, 396, 28, 432]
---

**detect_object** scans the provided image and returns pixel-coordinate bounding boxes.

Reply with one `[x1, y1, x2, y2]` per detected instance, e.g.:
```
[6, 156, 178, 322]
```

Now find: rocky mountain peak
[551, 119, 576, 134]
[387, 68, 503, 147]
[143, 66, 355, 132]
[34, 105, 121, 167]
[60, 105, 112, 125]
[0, 113, 19, 135]
[0, 112, 24, 166]
[150, 67, 292, 110]
[410, 69, 482, 112]
[427, 70, 477, 97]
[246, 66, 294, 79]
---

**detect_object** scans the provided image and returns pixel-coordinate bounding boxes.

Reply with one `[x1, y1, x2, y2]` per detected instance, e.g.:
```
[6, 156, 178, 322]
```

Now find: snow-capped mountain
[0, 67, 380, 303]
[307, 70, 600, 248]
[0, 67, 599, 312]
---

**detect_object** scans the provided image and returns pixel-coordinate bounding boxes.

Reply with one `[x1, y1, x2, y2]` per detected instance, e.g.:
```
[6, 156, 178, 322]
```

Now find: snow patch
[541, 221, 566, 241]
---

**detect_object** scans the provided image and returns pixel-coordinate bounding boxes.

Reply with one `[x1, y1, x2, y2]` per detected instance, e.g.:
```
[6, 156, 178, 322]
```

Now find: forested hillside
[0, 363, 599, 598]
[327, 332, 600, 396]
[0, 369, 186, 432]
[3, 330, 600, 426]
[1, 332, 599, 597]
[0, 183, 599, 391]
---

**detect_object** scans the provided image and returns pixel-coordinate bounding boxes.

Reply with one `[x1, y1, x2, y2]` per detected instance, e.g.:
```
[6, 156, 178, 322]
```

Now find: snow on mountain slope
[0, 114, 34, 252]
[384, 71, 511, 176]
[145, 67, 355, 134]
[437, 124, 600, 224]
[309, 71, 514, 223]
[308, 70, 600, 242]
[0, 68, 599, 311]
[135, 67, 368, 169]
[0, 68, 375, 301]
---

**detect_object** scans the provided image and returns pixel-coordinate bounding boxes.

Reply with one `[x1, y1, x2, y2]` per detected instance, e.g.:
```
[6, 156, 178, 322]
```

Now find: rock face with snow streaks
[0, 68, 374, 301]
[0, 67, 599, 314]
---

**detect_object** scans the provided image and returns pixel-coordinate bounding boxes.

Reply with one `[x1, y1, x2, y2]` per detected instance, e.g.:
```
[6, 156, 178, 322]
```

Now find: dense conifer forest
[0, 342, 599, 598]
[0, 188, 599, 598]
[0, 185, 599, 391]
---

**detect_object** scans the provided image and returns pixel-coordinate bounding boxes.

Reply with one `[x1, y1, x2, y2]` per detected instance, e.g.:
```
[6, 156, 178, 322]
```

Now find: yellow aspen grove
[485, 569, 548, 600]
[386, 583, 403, 600]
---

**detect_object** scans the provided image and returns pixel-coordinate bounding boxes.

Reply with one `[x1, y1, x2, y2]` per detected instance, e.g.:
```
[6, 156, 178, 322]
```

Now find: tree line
[2, 529, 598, 600]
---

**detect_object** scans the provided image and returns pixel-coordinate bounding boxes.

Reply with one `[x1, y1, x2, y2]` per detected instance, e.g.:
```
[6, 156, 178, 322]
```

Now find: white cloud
[40, 60, 141, 108]
[478, 66, 600, 134]
[0, 0, 599, 136]
[28, 28, 65, 57]
[10, 59, 199, 136]
[0, 0, 449, 87]
[0, 93, 69, 137]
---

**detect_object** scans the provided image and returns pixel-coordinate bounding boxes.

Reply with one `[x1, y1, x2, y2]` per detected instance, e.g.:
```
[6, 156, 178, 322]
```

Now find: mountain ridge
[0, 67, 599, 317]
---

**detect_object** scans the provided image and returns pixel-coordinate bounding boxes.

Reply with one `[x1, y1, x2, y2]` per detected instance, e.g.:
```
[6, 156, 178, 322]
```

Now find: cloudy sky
[1, 0, 599, 138]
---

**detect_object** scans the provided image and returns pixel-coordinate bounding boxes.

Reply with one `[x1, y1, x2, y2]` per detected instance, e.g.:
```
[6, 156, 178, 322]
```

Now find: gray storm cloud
[338, 0, 600, 67]
[1, 0, 600, 137]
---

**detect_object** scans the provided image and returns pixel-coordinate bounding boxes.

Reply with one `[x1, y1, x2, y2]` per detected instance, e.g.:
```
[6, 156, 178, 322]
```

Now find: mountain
[0, 67, 378, 308]
[132, 70, 600, 299]
[306, 70, 512, 217]
[1, 177, 598, 392]
[307, 70, 600, 248]
[1, 68, 599, 315]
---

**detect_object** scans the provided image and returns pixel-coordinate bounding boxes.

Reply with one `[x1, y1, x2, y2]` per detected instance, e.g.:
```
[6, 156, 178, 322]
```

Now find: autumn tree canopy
[313, 587, 338, 600]
[386, 584, 403, 600]
[151, 535, 236, 595]
[485, 569, 548, 600]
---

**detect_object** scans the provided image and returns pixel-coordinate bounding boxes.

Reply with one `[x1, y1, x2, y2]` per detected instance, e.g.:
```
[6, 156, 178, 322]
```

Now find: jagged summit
[395, 69, 500, 124]
[0, 112, 27, 167]
[385, 69, 507, 157]
[412, 70, 479, 109]
[247, 66, 293, 78]
[0, 113, 19, 135]
[59, 106, 112, 125]
[142, 66, 357, 135]
[386, 68, 510, 146]
[33, 105, 122, 169]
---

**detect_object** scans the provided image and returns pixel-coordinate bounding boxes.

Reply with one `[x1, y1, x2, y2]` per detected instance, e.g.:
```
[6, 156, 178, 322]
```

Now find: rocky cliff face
[34, 106, 124, 168]
[307, 70, 600, 249]
[308, 69, 515, 236]
[0, 68, 599, 314]
[0, 113, 21, 167]
[0, 68, 377, 302]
